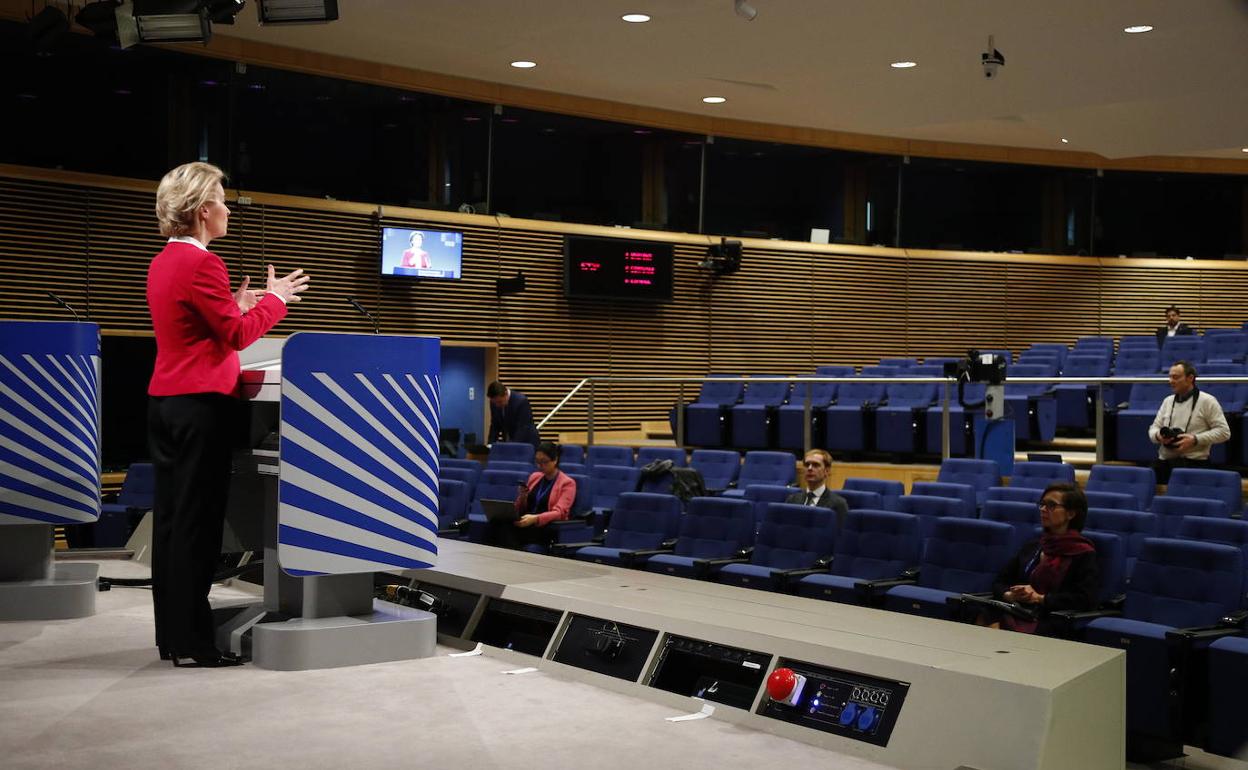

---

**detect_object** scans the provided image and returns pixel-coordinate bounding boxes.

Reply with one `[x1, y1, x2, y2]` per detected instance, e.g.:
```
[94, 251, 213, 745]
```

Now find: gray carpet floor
[1, 560, 897, 770]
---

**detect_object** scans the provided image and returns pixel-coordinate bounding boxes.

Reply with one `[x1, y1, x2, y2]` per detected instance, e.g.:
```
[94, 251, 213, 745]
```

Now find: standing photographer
[1148, 361, 1229, 484]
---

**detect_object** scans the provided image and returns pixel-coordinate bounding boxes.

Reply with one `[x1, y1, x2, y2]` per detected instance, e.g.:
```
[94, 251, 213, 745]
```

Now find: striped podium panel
[277, 332, 440, 576]
[0, 321, 101, 526]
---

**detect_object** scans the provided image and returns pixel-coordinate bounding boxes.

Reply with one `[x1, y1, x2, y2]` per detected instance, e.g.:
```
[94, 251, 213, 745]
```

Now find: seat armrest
[619, 548, 674, 567]
[548, 541, 596, 556]
[436, 527, 463, 537]
[548, 517, 592, 529]
[771, 566, 831, 591]
[692, 557, 751, 579]
[854, 576, 917, 603]
[452, 518, 470, 534]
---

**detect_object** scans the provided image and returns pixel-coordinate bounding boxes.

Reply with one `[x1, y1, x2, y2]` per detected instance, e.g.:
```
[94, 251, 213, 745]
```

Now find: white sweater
[1148, 390, 1231, 461]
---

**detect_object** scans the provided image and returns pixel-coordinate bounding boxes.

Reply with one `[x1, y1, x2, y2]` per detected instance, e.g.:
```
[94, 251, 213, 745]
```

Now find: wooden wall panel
[6, 166, 1248, 437]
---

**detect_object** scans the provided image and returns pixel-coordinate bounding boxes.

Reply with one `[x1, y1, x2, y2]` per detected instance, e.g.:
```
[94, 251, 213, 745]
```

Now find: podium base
[0, 562, 98, 620]
[250, 599, 436, 671]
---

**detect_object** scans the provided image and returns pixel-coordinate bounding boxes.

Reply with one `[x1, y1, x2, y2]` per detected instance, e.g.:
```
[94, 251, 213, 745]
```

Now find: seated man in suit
[1155, 304, 1196, 348]
[487, 380, 541, 447]
[786, 449, 849, 529]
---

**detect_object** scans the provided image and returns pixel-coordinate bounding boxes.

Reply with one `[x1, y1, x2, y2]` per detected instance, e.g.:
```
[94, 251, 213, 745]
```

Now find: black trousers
[485, 519, 554, 551]
[1152, 456, 1212, 485]
[147, 394, 236, 655]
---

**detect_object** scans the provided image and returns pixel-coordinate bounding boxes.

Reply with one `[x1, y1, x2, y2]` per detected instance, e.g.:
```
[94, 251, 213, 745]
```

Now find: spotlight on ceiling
[733, 0, 757, 21]
[258, 0, 338, 24]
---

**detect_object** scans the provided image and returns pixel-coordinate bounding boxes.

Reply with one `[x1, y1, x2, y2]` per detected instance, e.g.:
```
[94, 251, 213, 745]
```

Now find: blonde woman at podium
[146, 162, 309, 667]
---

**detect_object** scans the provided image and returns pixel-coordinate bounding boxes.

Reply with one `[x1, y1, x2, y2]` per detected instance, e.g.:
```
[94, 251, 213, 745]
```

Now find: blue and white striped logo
[278, 333, 440, 576]
[0, 322, 101, 525]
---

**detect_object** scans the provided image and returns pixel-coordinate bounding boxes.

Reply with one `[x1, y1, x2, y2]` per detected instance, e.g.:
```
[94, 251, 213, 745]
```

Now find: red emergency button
[766, 667, 807, 706]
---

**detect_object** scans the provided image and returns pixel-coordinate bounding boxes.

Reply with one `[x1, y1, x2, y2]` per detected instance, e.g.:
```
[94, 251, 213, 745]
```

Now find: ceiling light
[1123, 25, 1153, 34]
[258, 0, 339, 24]
[1241, 148, 1248, 153]
[621, 13, 650, 23]
[890, 61, 917, 69]
[702, 96, 726, 104]
[1061, 138, 1069, 144]
[510, 60, 537, 69]
[129, 1, 212, 44]
[733, 0, 757, 21]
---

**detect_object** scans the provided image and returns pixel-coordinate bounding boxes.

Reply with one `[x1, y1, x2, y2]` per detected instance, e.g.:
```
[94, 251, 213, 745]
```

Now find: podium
[218, 332, 441, 670]
[0, 321, 101, 620]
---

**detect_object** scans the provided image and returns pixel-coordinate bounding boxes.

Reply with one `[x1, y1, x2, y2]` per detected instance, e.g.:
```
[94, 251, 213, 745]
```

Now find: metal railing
[537, 374, 1248, 462]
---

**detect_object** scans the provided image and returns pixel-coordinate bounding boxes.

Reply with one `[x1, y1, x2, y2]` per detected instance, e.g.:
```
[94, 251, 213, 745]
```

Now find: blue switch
[856, 706, 878, 732]
[838, 703, 858, 726]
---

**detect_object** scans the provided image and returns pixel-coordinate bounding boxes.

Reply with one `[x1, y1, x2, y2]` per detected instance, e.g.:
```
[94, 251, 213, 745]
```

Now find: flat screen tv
[564, 235, 673, 301]
[381, 226, 463, 280]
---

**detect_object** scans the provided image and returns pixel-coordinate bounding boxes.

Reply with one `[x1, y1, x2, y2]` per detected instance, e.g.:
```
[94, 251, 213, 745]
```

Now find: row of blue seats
[539, 493, 1247, 759]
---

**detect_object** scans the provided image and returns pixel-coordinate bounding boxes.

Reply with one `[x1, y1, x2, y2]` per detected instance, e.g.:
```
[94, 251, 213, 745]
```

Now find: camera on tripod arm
[942, 350, 1007, 385]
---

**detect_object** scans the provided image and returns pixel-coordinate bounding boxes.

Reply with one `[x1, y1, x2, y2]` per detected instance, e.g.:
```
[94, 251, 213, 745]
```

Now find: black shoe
[170, 650, 243, 668]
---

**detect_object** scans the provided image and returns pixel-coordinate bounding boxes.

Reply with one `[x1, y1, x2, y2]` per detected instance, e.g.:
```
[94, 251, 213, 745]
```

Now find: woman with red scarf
[987, 482, 1100, 635]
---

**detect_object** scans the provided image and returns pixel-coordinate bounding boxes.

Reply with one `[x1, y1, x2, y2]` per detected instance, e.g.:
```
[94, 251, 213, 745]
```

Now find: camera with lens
[1158, 426, 1184, 445]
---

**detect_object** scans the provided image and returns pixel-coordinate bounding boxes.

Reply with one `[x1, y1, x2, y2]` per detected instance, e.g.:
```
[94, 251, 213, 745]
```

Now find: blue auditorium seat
[924, 382, 985, 456]
[1086, 508, 1160, 577]
[825, 378, 887, 453]
[880, 518, 1015, 620]
[1082, 529, 1128, 606]
[587, 445, 634, 468]
[1176, 517, 1248, 603]
[1207, 637, 1248, 757]
[1086, 464, 1156, 511]
[1161, 335, 1206, 365]
[1084, 540, 1244, 750]
[744, 484, 798, 531]
[908, 481, 977, 518]
[465, 468, 530, 543]
[980, 500, 1041, 550]
[681, 376, 744, 447]
[441, 457, 483, 473]
[1119, 335, 1159, 351]
[546, 473, 596, 545]
[730, 377, 791, 448]
[1028, 343, 1070, 368]
[1083, 490, 1142, 511]
[568, 493, 682, 567]
[1003, 363, 1057, 441]
[635, 446, 687, 467]
[937, 458, 1001, 507]
[1111, 353, 1163, 409]
[1055, 354, 1111, 430]
[835, 489, 883, 511]
[1151, 496, 1230, 537]
[796, 510, 922, 605]
[587, 464, 641, 514]
[895, 494, 974, 539]
[878, 357, 917, 369]
[436, 478, 470, 535]
[920, 357, 959, 370]
[874, 380, 938, 454]
[96, 462, 155, 547]
[644, 497, 755, 578]
[559, 444, 586, 465]
[721, 451, 796, 497]
[1073, 336, 1114, 359]
[490, 442, 535, 465]
[438, 465, 480, 500]
[775, 366, 854, 451]
[717, 503, 837, 591]
[985, 485, 1043, 504]
[1006, 460, 1075, 489]
[1017, 350, 1062, 370]
[560, 462, 587, 477]
[485, 460, 533, 474]
[1206, 332, 1248, 363]
[843, 478, 904, 511]
[690, 449, 740, 493]
[1165, 467, 1243, 517]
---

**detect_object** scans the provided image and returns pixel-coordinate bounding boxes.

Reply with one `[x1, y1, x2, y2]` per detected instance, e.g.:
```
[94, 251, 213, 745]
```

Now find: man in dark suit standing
[487, 380, 541, 447]
[785, 448, 849, 529]
[1156, 304, 1196, 348]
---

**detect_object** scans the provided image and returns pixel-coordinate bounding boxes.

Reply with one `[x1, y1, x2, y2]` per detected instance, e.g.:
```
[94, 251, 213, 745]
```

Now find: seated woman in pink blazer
[488, 441, 575, 550]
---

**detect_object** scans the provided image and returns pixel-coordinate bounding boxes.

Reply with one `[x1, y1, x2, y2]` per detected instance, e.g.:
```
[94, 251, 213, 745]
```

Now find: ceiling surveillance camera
[981, 35, 1004, 79]
[734, 0, 757, 21]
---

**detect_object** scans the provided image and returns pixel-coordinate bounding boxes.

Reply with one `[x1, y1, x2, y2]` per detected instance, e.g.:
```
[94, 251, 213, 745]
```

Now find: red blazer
[147, 240, 287, 398]
[514, 470, 576, 526]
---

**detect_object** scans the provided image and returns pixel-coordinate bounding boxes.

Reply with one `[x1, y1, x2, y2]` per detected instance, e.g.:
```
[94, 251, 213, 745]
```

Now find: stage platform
[406, 539, 1126, 770]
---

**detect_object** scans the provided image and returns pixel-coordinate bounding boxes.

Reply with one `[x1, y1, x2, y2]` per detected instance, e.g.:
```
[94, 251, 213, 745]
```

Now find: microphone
[47, 291, 82, 322]
[345, 296, 379, 334]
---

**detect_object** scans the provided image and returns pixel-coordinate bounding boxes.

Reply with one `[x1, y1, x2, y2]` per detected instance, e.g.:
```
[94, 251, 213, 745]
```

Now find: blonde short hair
[155, 162, 225, 237]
